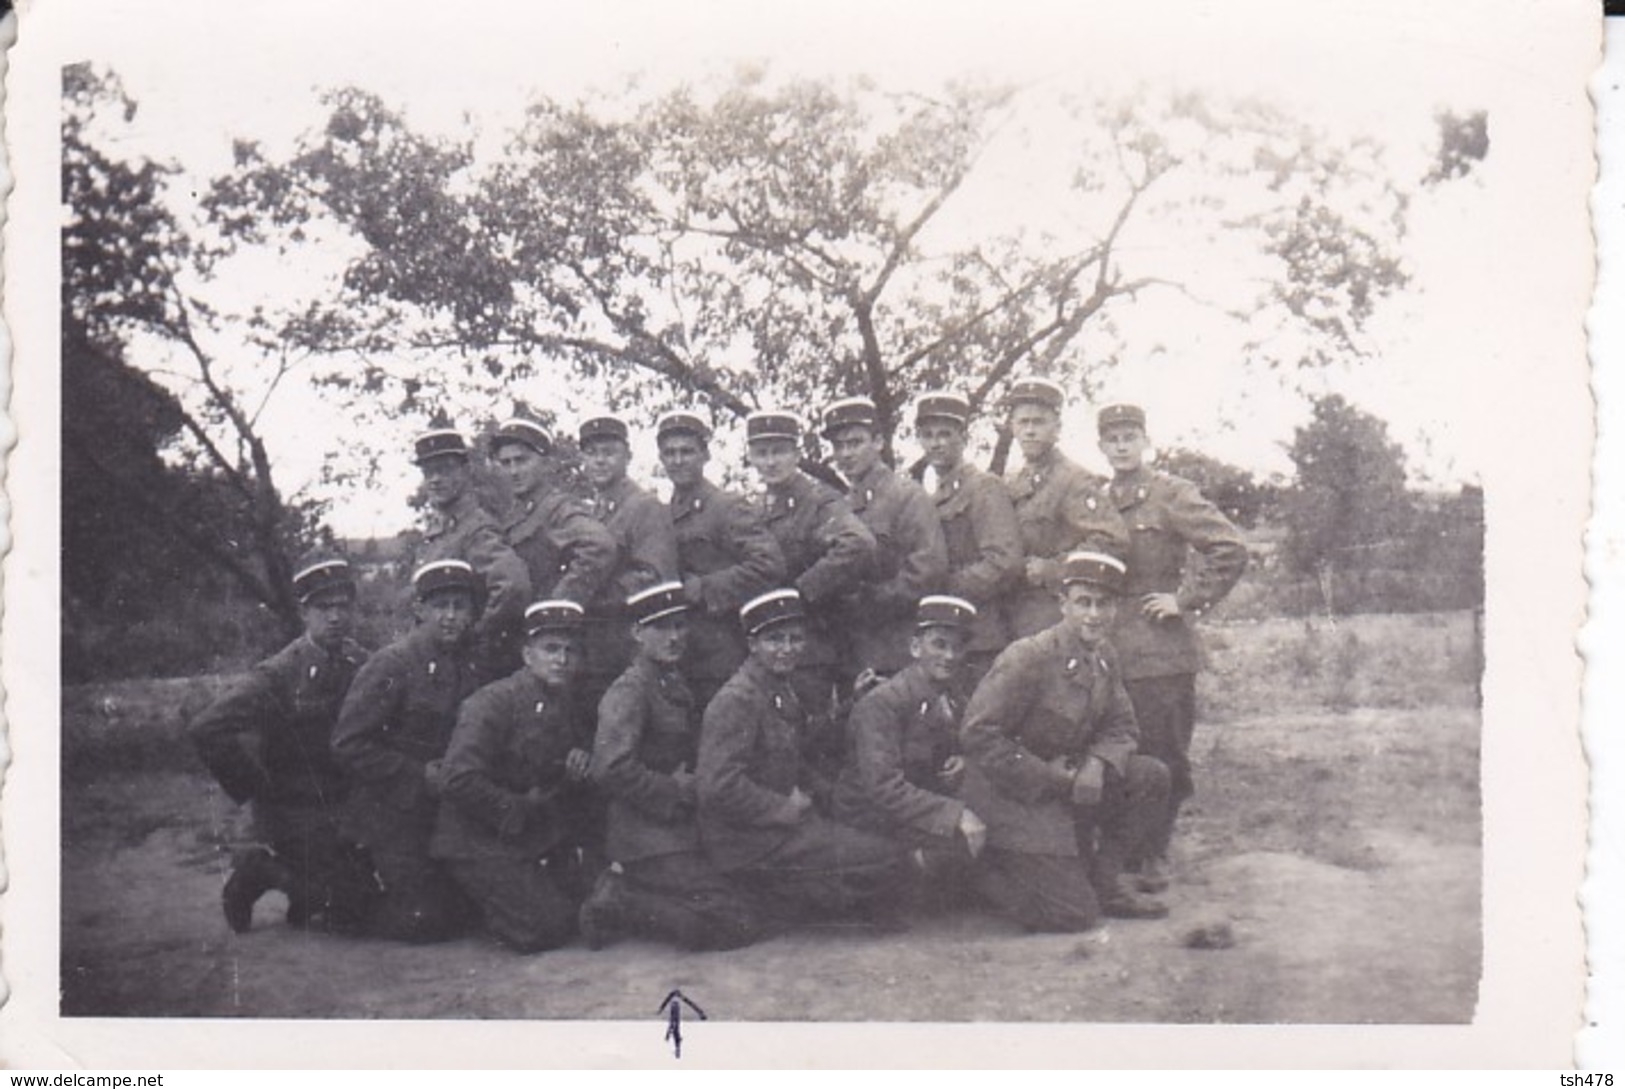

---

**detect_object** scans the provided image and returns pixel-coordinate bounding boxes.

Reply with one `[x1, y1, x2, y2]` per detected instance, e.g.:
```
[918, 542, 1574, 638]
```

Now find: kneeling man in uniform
[961, 551, 1171, 930]
[581, 581, 762, 951]
[431, 600, 598, 952]
[832, 595, 988, 909]
[698, 589, 907, 928]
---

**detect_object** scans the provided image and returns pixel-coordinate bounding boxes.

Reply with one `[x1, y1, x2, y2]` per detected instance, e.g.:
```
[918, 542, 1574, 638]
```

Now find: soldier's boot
[1100, 875, 1169, 920]
[222, 847, 293, 934]
[579, 866, 628, 951]
[1135, 855, 1172, 895]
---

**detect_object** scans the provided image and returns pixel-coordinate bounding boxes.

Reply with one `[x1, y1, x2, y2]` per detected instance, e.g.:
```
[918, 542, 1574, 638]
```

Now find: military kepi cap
[1097, 403, 1147, 435]
[579, 414, 630, 447]
[820, 396, 879, 439]
[493, 417, 553, 456]
[293, 559, 356, 605]
[1060, 551, 1128, 594]
[1005, 377, 1066, 412]
[915, 595, 977, 631]
[744, 411, 803, 444]
[626, 581, 691, 626]
[525, 599, 586, 637]
[412, 559, 481, 600]
[915, 391, 971, 428]
[414, 428, 470, 465]
[739, 588, 806, 635]
[656, 411, 712, 442]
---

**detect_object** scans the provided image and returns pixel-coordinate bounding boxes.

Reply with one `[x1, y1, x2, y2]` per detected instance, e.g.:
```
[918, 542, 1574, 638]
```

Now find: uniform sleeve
[1165, 477, 1249, 612]
[850, 689, 962, 839]
[463, 524, 533, 636]
[692, 496, 787, 614]
[1087, 660, 1139, 776]
[188, 662, 284, 804]
[961, 645, 1076, 804]
[548, 500, 618, 606]
[331, 650, 429, 814]
[947, 476, 1023, 603]
[592, 679, 695, 822]
[871, 485, 949, 613]
[441, 689, 563, 840]
[615, 497, 680, 596]
[697, 689, 804, 827]
[795, 495, 877, 605]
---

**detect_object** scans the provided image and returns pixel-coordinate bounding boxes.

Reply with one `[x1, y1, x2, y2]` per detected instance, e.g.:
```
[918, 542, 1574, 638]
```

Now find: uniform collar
[671, 477, 715, 517]
[739, 656, 798, 702]
[1048, 624, 1110, 680]
[595, 476, 636, 516]
[425, 490, 480, 536]
[766, 471, 814, 513]
[846, 461, 890, 508]
[1112, 466, 1153, 505]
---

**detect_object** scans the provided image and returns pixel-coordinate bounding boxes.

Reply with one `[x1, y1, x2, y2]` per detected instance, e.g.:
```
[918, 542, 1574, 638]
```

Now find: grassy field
[58, 610, 1482, 1024]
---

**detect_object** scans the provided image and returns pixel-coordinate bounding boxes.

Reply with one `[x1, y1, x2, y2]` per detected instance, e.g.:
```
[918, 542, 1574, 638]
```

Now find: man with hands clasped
[832, 595, 990, 909]
[430, 600, 599, 953]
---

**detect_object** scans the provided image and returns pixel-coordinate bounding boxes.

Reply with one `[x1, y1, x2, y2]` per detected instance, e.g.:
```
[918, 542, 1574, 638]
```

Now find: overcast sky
[35, 0, 1590, 536]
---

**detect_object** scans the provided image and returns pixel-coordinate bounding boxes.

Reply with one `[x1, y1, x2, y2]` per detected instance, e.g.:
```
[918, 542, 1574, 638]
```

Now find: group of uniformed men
[189, 378, 1249, 952]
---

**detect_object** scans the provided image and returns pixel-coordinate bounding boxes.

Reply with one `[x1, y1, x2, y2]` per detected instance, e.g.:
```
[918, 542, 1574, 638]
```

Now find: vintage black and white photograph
[0, 0, 1598, 1068]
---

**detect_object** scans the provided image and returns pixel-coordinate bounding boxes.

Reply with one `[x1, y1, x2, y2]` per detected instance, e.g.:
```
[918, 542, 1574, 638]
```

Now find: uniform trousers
[445, 849, 594, 953]
[974, 754, 1170, 932]
[256, 803, 377, 930]
[363, 849, 471, 944]
[728, 817, 907, 924]
[1122, 674, 1197, 858]
[618, 852, 763, 951]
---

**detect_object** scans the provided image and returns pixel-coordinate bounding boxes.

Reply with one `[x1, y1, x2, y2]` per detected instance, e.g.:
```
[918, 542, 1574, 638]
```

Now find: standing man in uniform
[820, 396, 948, 678]
[913, 390, 1024, 691]
[578, 413, 680, 710]
[655, 410, 786, 712]
[332, 560, 488, 943]
[582, 582, 763, 952]
[1097, 403, 1248, 892]
[189, 558, 372, 933]
[431, 600, 598, 954]
[698, 590, 907, 928]
[961, 552, 1171, 931]
[1002, 379, 1128, 639]
[414, 426, 531, 673]
[491, 416, 617, 659]
[832, 595, 989, 909]
[744, 410, 876, 774]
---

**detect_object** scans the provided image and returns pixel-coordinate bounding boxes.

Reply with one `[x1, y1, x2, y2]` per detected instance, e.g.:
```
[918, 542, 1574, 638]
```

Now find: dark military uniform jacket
[758, 471, 876, 667]
[960, 625, 1138, 856]
[593, 476, 680, 601]
[931, 461, 1023, 654]
[1004, 449, 1129, 638]
[429, 669, 595, 863]
[832, 663, 965, 844]
[419, 491, 532, 642]
[189, 634, 369, 829]
[697, 658, 833, 871]
[592, 656, 704, 863]
[841, 462, 949, 673]
[331, 628, 486, 854]
[670, 478, 786, 683]
[1109, 468, 1248, 680]
[500, 489, 616, 606]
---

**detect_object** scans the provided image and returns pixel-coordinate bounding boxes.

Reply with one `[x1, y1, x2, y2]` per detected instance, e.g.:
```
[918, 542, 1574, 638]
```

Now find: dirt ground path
[59, 707, 1480, 1024]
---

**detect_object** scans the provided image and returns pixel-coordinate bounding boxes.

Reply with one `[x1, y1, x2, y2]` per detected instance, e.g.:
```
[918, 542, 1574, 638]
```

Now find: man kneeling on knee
[961, 551, 1171, 931]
